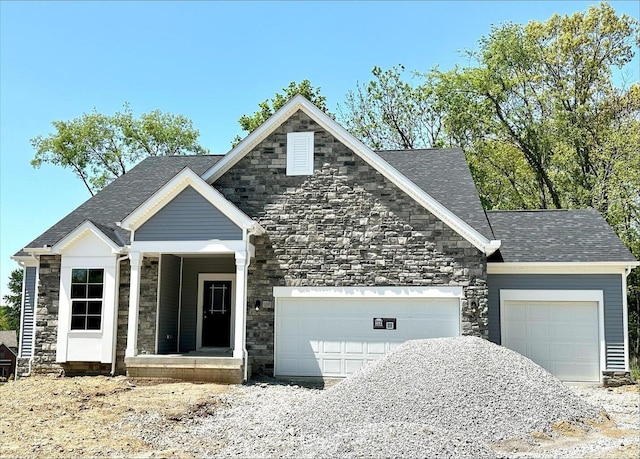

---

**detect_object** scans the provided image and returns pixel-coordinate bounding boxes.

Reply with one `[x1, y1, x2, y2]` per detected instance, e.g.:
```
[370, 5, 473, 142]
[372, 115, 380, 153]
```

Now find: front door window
[202, 280, 232, 347]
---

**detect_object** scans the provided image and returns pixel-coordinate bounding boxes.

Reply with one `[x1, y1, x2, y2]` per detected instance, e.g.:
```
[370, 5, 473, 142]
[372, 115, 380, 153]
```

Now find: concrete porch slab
[125, 354, 245, 384]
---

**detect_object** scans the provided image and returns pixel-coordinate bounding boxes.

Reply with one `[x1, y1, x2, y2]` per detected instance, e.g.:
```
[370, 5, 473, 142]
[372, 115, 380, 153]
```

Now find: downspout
[242, 227, 258, 383]
[112, 254, 129, 376]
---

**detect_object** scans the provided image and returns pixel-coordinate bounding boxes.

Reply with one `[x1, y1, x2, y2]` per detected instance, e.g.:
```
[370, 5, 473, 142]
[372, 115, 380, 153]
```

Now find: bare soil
[0, 375, 229, 458]
[0, 375, 637, 458]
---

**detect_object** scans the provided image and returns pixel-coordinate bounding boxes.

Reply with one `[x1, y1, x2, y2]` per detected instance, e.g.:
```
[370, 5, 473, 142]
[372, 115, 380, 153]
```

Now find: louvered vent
[286, 132, 314, 175]
[19, 266, 37, 358]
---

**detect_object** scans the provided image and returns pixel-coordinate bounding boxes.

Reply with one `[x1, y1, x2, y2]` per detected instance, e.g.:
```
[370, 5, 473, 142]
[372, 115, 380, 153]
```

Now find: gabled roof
[50, 220, 123, 254]
[0, 330, 17, 350]
[378, 149, 494, 240]
[487, 209, 637, 263]
[203, 95, 501, 255]
[119, 167, 265, 235]
[16, 155, 223, 255]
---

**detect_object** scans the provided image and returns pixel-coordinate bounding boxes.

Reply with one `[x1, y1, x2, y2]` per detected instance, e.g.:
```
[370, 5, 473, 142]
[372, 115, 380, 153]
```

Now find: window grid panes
[70, 268, 103, 330]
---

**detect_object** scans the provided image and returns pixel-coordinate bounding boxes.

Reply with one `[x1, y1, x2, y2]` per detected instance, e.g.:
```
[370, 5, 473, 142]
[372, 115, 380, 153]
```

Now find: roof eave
[487, 261, 640, 275]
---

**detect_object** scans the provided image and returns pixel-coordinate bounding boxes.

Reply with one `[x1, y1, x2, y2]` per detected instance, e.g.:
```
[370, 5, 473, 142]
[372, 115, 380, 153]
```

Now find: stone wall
[29, 255, 63, 375]
[136, 256, 159, 354]
[115, 260, 130, 373]
[214, 110, 488, 374]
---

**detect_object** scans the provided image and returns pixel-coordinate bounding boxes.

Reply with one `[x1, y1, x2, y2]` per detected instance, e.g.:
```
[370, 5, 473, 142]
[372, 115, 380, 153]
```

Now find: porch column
[233, 251, 249, 359]
[126, 252, 142, 357]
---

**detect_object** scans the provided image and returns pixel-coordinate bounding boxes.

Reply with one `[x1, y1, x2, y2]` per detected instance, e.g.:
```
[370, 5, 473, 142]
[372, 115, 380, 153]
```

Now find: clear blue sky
[1, 1, 638, 300]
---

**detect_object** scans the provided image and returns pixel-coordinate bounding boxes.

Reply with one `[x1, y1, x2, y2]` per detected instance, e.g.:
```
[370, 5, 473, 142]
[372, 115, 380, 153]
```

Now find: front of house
[13, 96, 639, 384]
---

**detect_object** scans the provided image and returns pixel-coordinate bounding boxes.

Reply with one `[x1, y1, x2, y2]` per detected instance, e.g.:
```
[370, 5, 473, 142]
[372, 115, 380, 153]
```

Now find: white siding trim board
[488, 262, 638, 275]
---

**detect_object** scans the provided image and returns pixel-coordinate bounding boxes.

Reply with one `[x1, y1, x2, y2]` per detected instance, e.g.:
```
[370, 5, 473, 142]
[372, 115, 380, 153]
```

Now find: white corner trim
[119, 167, 265, 235]
[500, 288, 606, 379]
[273, 286, 464, 298]
[51, 221, 123, 254]
[488, 262, 638, 275]
[202, 95, 500, 255]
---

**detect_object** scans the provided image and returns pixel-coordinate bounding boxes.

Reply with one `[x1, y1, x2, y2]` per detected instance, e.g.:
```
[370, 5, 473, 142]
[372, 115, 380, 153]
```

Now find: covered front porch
[123, 248, 253, 383]
[117, 167, 265, 383]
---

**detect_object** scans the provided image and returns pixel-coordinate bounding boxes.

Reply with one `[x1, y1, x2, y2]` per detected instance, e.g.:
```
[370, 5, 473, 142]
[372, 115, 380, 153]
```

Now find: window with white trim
[286, 132, 314, 175]
[70, 268, 104, 330]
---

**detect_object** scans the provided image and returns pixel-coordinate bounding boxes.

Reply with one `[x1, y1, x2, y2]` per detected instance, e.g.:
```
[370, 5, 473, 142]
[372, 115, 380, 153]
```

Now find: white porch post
[233, 251, 249, 359]
[126, 251, 142, 358]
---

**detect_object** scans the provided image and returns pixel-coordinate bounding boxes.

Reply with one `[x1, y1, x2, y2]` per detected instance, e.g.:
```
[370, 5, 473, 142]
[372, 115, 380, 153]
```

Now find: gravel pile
[190, 337, 602, 458]
[293, 337, 602, 442]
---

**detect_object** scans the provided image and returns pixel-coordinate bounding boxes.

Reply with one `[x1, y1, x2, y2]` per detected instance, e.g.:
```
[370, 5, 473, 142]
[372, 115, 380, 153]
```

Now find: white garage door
[275, 297, 460, 377]
[502, 300, 600, 382]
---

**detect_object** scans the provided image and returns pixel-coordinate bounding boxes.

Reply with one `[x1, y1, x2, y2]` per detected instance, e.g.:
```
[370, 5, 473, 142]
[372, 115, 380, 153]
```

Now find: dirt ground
[0, 375, 229, 458]
[0, 375, 638, 458]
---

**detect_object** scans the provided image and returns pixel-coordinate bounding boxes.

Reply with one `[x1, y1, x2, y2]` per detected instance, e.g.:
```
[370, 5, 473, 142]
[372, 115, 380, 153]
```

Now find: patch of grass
[631, 365, 640, 383]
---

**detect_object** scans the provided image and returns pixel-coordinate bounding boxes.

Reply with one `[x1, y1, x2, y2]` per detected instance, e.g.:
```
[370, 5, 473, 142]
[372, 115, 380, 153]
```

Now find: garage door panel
[345, 341, 363, 353]
[322, 341, 341, 354]
[502, 300, 599, 382]
[345, 360, 364, 374]
[276, 297, 460, 377]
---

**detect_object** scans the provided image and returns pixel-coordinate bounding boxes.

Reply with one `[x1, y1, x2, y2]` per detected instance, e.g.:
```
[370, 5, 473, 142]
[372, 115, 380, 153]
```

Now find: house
[0, 330, 18, 380]
[12, 95, 638, 384]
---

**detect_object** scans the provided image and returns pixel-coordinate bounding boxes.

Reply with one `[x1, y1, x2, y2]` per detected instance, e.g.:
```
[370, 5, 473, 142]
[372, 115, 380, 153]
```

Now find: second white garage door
[275, 295, 460, 377]
[501, 299, 601, 382]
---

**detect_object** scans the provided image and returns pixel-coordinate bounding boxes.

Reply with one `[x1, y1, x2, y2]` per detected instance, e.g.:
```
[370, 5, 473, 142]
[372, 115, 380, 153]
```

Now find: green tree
[1, 269, 23, 332]
[234, 80, 330, 145]
[31, 104, 209, 195]
[339, 65, 452, 150]
[436, 3, 640, 365]
[436, 3, 639, 211]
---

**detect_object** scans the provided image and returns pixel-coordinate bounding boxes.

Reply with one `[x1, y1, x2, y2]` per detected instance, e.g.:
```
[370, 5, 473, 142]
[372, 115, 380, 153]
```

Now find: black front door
[202, 280, 232, 347]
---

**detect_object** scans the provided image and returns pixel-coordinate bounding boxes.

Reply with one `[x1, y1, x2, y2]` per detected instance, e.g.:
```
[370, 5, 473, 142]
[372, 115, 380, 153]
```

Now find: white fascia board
[50, 221, 123, 254]
[273, 286, 464, 298]
[11, 255, 39, 267]
[119, 167, 264, 235]
[130, 239, 248, 254]
[18, 247, 52, 255]
[488, 261, 640, 275]
[202, 95, 499, 255]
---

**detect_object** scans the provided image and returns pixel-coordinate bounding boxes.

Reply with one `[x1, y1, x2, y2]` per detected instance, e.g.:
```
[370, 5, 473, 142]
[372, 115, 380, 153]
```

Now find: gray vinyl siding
[487, 274, 625, 370]
[157, 255, 181, 354]
[20, 267, 37, 358]
[135, 186, 242, 241]
[179, 257, 235, 352]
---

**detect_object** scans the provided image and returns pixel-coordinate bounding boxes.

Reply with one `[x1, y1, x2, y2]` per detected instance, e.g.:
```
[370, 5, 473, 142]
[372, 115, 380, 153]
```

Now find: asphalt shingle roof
[15, 149, 636, 266]
[16, 155, 223, 255]
[487, 209, 636, 263]
[377, 149, 495, 240]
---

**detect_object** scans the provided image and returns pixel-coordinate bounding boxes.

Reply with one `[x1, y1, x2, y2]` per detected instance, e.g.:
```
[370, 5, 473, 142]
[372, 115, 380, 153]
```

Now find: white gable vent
[286, 132, 314, 176]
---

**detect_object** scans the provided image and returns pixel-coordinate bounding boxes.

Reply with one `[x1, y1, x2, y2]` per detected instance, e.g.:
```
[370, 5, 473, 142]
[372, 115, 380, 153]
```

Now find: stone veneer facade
[18, 110, 490, 378]
[214, 110, 489, 373]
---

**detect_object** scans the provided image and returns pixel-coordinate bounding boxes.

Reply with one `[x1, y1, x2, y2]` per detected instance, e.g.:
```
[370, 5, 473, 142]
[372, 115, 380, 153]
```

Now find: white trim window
[286, 132, 314, 176]
[70, 268, 104, 330]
